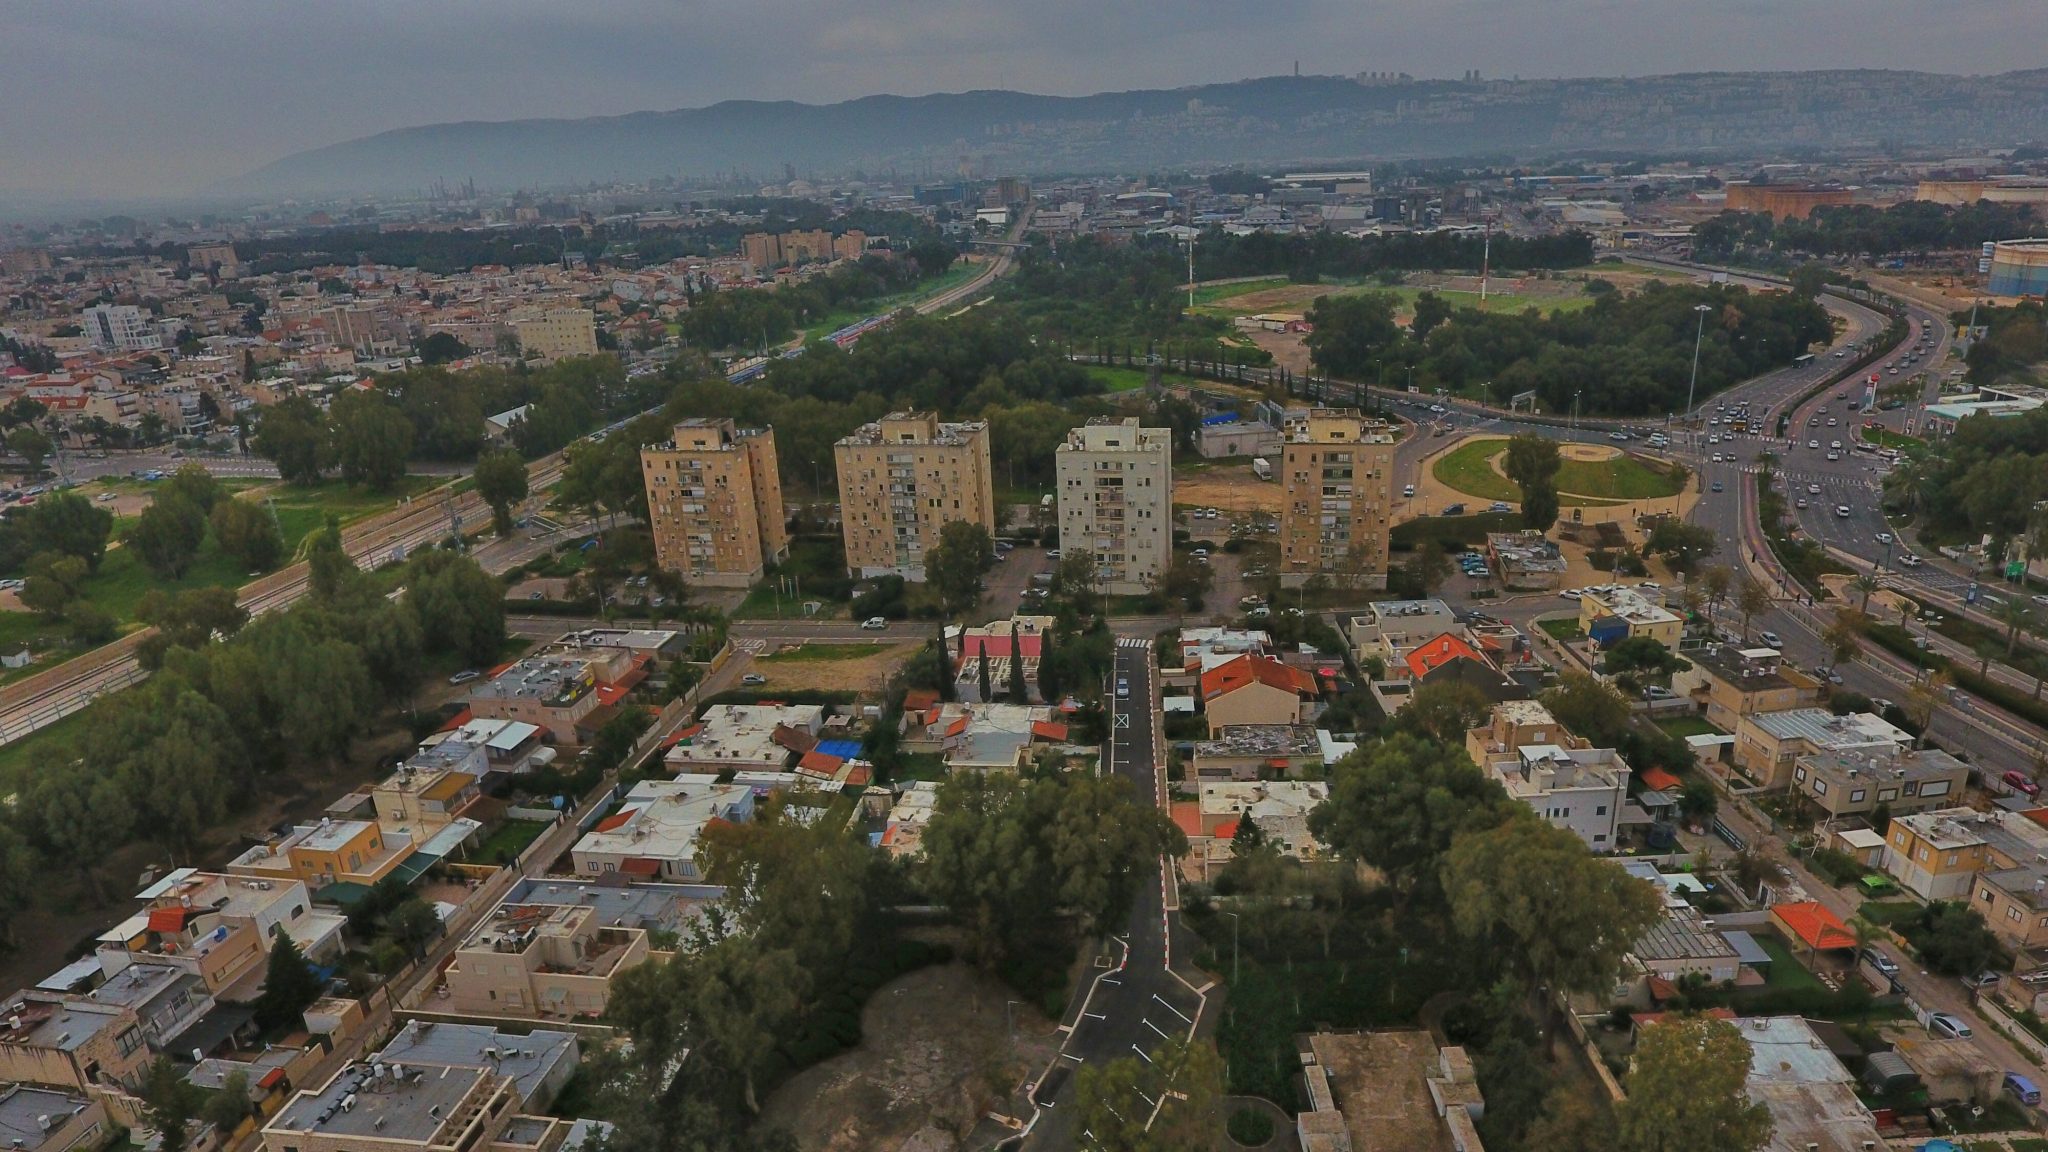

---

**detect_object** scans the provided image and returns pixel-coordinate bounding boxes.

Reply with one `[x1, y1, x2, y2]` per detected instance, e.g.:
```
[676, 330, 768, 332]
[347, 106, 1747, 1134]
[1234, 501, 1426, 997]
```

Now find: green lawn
[1538, 617, 1584, 641]
[1758, 936, 1824, 991]
[1189, 279, 1597, 322]
[1084, 365, 1224, 393]
[1189, 278, 1291, 309]
[471, 819, 551, 866]
[1857, 901, 1922, 929]
[1654, 715, 1723, 740]
[796, 264, 984, 336]
[1857, 425, 1925, 452]
[257, 475, 444, 555]
[1431, 438, 1682, 507]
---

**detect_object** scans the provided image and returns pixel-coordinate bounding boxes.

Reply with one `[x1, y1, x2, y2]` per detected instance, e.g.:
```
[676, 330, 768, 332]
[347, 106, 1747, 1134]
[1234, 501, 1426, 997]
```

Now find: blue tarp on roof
[816, 740, 863, 760]
[1200, 413, 1241, 425]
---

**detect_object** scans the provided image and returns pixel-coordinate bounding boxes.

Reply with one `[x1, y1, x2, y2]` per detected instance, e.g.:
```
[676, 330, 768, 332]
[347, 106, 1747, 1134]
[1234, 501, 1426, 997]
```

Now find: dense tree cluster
[1306, 281, 1831, 416]
[1693, 199, 2047, 262]
[677, 249, 958, 350]
[1960, 299, 2048, 385]
[1909, 403, 2048, 549]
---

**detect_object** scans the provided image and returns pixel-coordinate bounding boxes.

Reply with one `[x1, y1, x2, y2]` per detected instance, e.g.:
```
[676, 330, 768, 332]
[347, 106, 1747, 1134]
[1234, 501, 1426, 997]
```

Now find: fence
[1978, 997, 2048, 1065]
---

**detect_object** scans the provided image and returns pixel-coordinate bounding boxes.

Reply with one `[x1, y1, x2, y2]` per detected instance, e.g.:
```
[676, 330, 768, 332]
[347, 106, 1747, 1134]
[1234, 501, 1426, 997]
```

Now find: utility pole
[1686, 302, 1712, 427]
[1479, 220, 1492, 303]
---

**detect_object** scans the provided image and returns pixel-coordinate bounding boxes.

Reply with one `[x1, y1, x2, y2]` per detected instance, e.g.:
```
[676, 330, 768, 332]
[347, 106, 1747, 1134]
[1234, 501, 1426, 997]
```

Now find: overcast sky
[6, 0, 2046, 200]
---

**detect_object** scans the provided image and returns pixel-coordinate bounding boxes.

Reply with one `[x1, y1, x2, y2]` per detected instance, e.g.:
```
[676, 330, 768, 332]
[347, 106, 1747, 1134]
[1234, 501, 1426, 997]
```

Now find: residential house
[1343, 599, 1459, 673]
[226, 819, 413, 893]
[834, 412, 995, 581]
[899, 701, 1061, 771]
[0, 992, 148, 1094]
[1485, 531, 1568, 590]
[467, 651, 646, 745]
[1176, 781, 1330, 878]
[1634, 904, 1742, 984]
[568, 779, 753, 882]
[0, 1086, 109, 1152]
[1733, 1015, 1886, 1152]
[1578, 585, 1682, 649]
[1278, 409, 1396, 589]
[663, 703, 824, 774]
[1731, 708, 1911, 789]
[1199, 654, 1319, 736]
[374, 1022, 578, 1111]
[1486, 744, 1632, 851]
[1687, 645, 1825, 732]
[1790, 745, 1970, 819]
[261, 1060, 529, 1152]
[640, 418, 789, 588]
[443, 877, 722, 1020]
[372, 759, 483, 840]
[1188, 725, 1323, 782]
[1295, 1031, 1485, 1152]
[951, 616, 1052, 703]
[1463, 699, 1587, 766]
[1882, 808, 1992, 901]
[1054, 418, 1172, 595]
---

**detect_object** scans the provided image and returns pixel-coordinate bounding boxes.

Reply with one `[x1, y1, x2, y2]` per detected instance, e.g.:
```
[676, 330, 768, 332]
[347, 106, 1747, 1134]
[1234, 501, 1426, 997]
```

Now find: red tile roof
[959, 631, 1044, 662]
[798, 750, 844, 775]
[593, 808, 640, 834]
[1170, 801, 1204, 839]
[1199, 654, 1317, 701]
[1404, 632, 1483, 680]
[903, 689, 940, 712]
[1640, 767, 1684, 793]
[437, 708, 474, 732]
[147, 907, 193, 934]
[1031, 720, 1069, 741]
[1773, 901, 1857, 951]
[843, 765, 872, 787]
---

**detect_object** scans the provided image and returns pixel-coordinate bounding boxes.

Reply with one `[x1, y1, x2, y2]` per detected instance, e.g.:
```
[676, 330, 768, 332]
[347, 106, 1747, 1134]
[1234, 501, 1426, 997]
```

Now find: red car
[2004, 769, 2041, 798]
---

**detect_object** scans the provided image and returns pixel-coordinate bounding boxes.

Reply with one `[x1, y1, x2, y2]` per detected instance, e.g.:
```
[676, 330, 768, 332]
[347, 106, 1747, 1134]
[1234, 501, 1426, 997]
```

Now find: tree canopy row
[1693, 199, 2047, 262]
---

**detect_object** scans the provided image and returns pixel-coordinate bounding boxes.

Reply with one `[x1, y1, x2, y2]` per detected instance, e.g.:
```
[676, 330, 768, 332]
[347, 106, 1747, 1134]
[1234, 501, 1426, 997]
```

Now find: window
[1813, 778, 1828, 795]
[1945, 853, 1960, 866]
[1593, 834, 1607, 844]
[1595, 805, 1607, 816]
[2011, 907, 2024, 923]
[1851, 789, 1866, 803]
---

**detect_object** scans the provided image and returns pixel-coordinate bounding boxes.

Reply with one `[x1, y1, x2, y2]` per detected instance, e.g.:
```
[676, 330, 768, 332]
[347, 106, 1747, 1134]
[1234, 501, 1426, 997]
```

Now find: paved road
[1026, 639, 1203, 1150]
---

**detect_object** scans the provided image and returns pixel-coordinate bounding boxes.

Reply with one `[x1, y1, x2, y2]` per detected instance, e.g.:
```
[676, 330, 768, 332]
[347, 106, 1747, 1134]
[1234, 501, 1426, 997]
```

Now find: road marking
[1101, 978, 1122, 986]
[1143, 1018, 1171, 1040]
[1132, 1045, 1154, 1063]
[1114, 712, 1132, 729]
[1153, 994, 1193, 1024]
[1085, 1011, 1107, 1020]
[1062, 1053, 1085, 1062]
[1057, 1024, 1074, 1033]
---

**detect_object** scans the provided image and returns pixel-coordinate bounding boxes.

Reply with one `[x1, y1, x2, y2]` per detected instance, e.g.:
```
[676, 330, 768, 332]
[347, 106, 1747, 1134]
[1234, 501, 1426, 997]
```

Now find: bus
[1794, 353, 1816, 367]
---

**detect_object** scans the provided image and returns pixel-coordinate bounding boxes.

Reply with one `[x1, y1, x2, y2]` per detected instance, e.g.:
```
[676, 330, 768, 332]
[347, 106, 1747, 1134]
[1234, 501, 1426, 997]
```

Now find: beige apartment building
[835, 412, 995, 580]
[1279, 409, 1395, 588]
[506, 306, 597, 362]
[641, 418, 789, 587]
[1055, 418, 1172, 595]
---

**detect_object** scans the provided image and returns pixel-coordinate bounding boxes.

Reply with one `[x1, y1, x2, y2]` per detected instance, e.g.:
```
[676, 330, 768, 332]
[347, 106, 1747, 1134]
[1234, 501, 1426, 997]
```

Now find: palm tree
[1735, 574, 1773, 643]
[1852, 573, 1880, 614]
[1825, 609, 1866, 669]
[1997, 597, 2035, 661]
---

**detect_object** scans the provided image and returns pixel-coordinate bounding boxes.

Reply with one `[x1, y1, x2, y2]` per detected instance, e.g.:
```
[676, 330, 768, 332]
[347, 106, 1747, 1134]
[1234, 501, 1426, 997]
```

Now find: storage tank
[1988, 238, 2048, 297]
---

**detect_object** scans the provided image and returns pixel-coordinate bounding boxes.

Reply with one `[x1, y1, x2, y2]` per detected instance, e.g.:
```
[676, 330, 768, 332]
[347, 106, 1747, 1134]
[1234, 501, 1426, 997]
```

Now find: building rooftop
[375, 1020, 576, 1108]
[0, 1087, 92, 1150]
[838, 411, 986, 448]
[1801, 745, 1967, 786]
[1748, 708, 1909, 750]
[666, 703, 823, 767]
[481, 877, 722, 940]
[270, 1061, 493, 1144]
[470, 656, 598, 708]
[1893, 807, 1989, 852]
[1734, 1016, 1881, 1152]
[1693, 644, 1806, 692]
[1195, 724, 1322, 759]
[1582, 585, 1680, 626]
[572, 780, 752, 866]
[1635, 907, 1739, 964]
[0, 993, 130, 1053]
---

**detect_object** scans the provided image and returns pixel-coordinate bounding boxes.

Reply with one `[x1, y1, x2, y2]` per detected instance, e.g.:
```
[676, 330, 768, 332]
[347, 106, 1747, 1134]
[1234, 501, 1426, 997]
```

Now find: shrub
[1228, 1107, 1275, 1145]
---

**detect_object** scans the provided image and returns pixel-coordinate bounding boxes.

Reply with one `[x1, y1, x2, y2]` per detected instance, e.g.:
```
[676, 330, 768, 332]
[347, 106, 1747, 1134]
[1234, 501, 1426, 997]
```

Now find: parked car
[1114, 677, 1131, 699]
[1759, 631, 1782, 648]
[1928, 1013, 1973, 1040]
[1487, 501, 1512, 513]
[2004, 1071, 2040, 1106]
[448, 669, 481, 686]
[2004, 769, 2042, 797]
[1440, 503, 1466, 516]
[741, 673, 767, 685]
[1861, 948, 1900, 977]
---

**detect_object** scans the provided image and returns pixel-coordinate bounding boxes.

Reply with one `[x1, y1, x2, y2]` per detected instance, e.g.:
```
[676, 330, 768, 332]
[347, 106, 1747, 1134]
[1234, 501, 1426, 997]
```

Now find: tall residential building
[640, 418, 789, 587]
[741, 232, 782, 271]
[506, 306, 598, 362]
[1056, 417, 1172, 595]
[835, 411, 994, 580]
[1279, 408, 1396, 588]
[79, 304, 162, 352]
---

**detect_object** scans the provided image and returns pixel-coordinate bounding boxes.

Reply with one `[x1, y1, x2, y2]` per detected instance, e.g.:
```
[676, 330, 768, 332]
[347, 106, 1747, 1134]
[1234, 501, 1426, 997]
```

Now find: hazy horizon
[8, 0, 2048, 200]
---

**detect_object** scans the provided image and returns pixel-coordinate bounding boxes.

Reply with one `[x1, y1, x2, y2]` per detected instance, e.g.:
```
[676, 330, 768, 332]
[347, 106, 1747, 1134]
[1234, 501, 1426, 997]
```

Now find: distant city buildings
[78, 304, 162, 352]
[506, 305, 598, 362]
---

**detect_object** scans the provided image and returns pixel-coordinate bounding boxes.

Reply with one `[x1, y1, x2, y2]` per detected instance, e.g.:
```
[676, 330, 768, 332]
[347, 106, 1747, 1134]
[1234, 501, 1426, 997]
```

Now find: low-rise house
[0, 991, 148, 1093]
[1199, 654, 1319, 736]
[1463, 699, 1587, 767]
[879, 783, 939, 859]
[1189, 781, 1329, 872]
[568, 779, 753, 882]
[662, 703, 824, 774]
[1731, 708, 1911, 789]
[372, 759, 483, 839]
[375, 1021, 578, 1110]
[423, 718, 548, 774]
[1578, 585, 1682, 648]
[1634, 903, 1742, 984]
[899, 701, 1059, 771]
[1686, 645, 1825, 732]
[226, 819, 414, 892]
[0, 1086, 109, 1152]
[1485, 744, 1631, 851]
[262, 1060, 530, 1152]
[951, 616, 1052, 703]
[1295, 1031, 1485, 1152]
[1882, 808, 1991, 901]
[62, 956, 211, 1052]
[1734, 1015, 1886, 1152]
[124, 868, 344, 968]
[1486, 530, 1568, 590]
[1790, 745, 1969, 819]
[1342, 599, 1459, 673]
[467, 650, 647, 745]
[1188, 725, 1323, 782]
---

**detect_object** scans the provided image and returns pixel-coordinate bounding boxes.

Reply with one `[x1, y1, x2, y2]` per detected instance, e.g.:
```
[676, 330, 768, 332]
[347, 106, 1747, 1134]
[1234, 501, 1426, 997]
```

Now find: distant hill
[231, 70, 2048, 196]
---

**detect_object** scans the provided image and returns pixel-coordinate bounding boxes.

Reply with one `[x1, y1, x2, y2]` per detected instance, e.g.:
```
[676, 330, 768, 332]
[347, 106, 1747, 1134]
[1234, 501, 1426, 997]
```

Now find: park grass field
[1430, 438, 1684, 507]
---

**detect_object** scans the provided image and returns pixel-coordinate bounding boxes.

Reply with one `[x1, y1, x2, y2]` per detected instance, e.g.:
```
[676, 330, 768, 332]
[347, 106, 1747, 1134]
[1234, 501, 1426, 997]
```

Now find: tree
[1310, 733, 1512, 896]
[254, 396, 331, 485]
[0, 825, 37, 950]
[330, 389, 414, 490]
[201, 1070, 254, 1137]
[137, 586, 249, 668]
[404, 551, 506, 665]
[386, 898, 443, 960]
[130, 494, 209, 578]
[1392, 680, 1492, 743]
[161, 464, 224, 514]
[1615, 1015, 1773, 1152]
[473, 448, 530, 536]
[1411, 290, 1454, 340]
[1904, 669, 1951, 749]
[1789, 262, 1831, 300]
[21, 492, 114, 569]
[1007, 625, 1029, 702]
[926, 519, 995, 619]
[1734, 574, 1773, 642]
[977, 646, 992, 701]
[1504, 433, 1563, 533]
[1678, 777, 1720, 824]
[7, 426, 51, 474]
[210, 498, 284, 571]
[1304, 292, 1402, 378]
[1851, 573, 1880, 614]
[1824, 609, 1866, 669]
[1540, 670, 1632, 746]
[1997, 595, 2036, 660]
[418, 331, 470, 365]
[253, 934, 322, 1033]
[1906, 901, 2002, 977]
[143, 1056, 201, 1152]
[1523, 1086, 1618, 1152]
[1700, 565, 1732, 628]
[1647, 519, 1718, 574]
[1407, 540, 1454, 598]
[19, 551, 87, 618]
[1444, 812, 1661, 996]
[1154, 554, 1215, 610]
[1603, 635, 1686, 689]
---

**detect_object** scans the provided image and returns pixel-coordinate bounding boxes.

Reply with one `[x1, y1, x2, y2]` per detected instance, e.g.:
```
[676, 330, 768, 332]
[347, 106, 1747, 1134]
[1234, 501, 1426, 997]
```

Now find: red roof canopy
[1774, 901, 1857, 950]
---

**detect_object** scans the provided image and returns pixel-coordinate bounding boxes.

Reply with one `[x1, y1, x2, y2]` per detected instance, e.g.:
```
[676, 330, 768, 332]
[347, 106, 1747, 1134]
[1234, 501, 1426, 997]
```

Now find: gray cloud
[4, 0, 2044, 198]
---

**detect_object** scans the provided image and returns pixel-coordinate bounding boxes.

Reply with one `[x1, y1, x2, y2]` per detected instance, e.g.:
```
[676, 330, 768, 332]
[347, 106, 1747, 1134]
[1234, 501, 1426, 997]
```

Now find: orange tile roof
[2021, 808, 2048, 832]
[592, 808, 640, 834]
[1031, 720, 1069, 741]
[1404, 632, 1483, 680]
[1773, 901, 1857, 951]
[1640, 767, 1684, 793]
[1170, 801, 1204, 839]
[798, 750, 844, 775]
[1199, 654, 1317, 701]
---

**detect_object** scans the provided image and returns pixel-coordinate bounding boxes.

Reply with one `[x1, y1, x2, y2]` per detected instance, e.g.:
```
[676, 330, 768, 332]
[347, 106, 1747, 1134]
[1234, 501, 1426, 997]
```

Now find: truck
[1251, 457, 1272, 481]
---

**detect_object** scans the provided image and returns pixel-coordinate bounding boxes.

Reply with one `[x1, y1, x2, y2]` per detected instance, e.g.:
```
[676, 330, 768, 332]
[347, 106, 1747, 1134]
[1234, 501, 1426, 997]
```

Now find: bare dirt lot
[1174, 463, 1284, 516]
[754, 642, 921, 696]
[759, 962, 1061, 1152]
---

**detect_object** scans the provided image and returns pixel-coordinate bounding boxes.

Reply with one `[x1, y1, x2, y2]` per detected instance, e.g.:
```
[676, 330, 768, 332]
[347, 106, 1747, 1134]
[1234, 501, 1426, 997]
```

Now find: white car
[1807, 439, 1821, 449]
[1876, 532, 1893, 545]
[742, 673, 767, 685]
[861, 616, 889, 630]
[1559, 588, 1583, 601]
[1808, 484, 1822, 495]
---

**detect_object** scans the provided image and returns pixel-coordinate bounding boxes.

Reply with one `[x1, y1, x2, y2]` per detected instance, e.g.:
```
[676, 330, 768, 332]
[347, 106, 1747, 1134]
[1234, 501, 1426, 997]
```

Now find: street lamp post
[1224, 911, 1240, 985]
[1686, 302, 1712, 428]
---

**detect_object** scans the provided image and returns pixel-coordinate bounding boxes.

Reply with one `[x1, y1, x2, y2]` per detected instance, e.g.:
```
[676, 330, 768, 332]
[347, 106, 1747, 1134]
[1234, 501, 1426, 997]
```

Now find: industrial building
[1723, 182, 1854, 220]
[1988, 238, 2048, 298]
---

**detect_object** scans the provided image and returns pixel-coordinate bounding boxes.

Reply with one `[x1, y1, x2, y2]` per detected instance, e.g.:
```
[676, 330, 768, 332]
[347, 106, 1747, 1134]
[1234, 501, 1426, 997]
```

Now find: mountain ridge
[229, 70, 2048, 197]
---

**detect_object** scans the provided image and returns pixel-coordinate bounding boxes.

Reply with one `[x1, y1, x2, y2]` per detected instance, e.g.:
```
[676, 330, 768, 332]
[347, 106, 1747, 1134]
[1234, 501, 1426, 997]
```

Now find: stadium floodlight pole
[1686, 303, 1712, 433]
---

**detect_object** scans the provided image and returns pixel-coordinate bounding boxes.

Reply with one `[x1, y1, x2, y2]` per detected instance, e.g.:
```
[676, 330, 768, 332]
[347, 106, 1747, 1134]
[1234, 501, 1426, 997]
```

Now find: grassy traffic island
[1429, 437, 1688, 508]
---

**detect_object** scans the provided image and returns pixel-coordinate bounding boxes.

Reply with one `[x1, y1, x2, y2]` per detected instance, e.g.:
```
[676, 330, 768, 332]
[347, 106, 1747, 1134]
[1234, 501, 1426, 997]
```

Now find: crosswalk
[1115, 637, 1151, 650]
